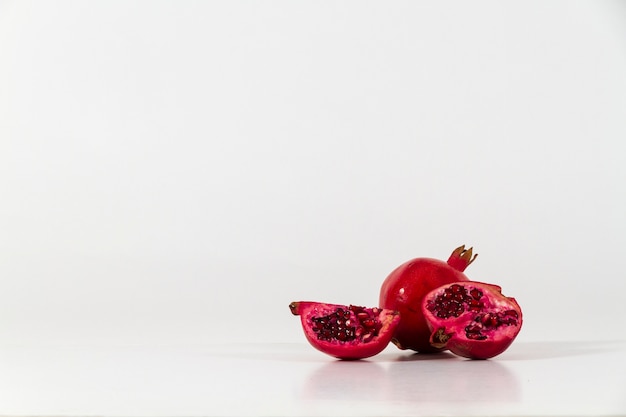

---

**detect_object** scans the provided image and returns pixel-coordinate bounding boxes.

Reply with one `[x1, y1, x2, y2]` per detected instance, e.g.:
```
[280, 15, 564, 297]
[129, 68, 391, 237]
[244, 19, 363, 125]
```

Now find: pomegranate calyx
[289, 301, 300, 315]
[447, 245, 477, 272]
[430, 327, 453, 349]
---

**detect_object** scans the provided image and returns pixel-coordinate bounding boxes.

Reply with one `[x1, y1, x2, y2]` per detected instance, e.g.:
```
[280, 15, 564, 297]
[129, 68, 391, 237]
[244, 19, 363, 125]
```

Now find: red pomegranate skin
[379, 245, 476, 353]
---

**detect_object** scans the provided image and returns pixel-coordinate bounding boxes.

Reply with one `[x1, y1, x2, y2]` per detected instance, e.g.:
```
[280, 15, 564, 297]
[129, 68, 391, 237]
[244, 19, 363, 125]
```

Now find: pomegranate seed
[504, 309, 519, 319]
[362, 319, 376, 328]
[468, 299, 483, 311]
[470, 288, 483, 300]
[466, 332, 487, 341]
[450, 284, 464, 293]
[362, 332, 374, 342]
[357, 312, 369, 320]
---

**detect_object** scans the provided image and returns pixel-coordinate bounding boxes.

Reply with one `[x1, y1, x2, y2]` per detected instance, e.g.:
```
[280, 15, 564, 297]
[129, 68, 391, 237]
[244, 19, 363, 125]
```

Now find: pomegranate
[422, 281, 523, 359]
[379, 245, 477, 352]
[289, 301, 400, 360]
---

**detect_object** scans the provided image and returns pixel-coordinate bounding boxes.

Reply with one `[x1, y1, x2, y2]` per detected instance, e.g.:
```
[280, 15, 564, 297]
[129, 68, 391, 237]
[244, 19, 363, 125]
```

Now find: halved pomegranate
[289, 301, 400, 360]
[422, 281, 523, 359]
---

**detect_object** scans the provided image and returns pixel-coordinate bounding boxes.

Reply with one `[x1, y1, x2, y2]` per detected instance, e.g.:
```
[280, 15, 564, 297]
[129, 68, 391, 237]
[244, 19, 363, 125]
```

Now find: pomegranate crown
[447, 244, 477, 272]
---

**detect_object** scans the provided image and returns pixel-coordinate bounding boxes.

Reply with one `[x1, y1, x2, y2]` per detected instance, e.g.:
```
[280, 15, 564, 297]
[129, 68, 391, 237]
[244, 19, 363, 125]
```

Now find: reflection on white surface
[303, 352, 522, 405]
[0, 341, 624, 416]
[386, 353, 521, 404]
[302, 360, 388, 402]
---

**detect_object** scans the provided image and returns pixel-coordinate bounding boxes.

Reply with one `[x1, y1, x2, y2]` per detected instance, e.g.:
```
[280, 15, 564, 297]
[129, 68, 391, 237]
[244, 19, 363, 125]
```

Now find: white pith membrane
[425, 284, 520, 341]
[305, 305, 386, 345]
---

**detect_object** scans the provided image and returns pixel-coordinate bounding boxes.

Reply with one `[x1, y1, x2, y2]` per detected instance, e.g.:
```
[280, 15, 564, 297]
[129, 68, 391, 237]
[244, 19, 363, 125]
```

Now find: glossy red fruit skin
[289, 301, 400, 360]
[422, 281, 523, 359]
[379, 245, 476, 353]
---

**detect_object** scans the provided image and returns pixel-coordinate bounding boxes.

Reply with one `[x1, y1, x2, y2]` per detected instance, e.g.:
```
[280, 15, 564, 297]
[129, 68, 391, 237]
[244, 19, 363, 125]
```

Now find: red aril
[379, 245, 477, 352]
[422, 281, 523, 359]
[289, 301, 400, 360]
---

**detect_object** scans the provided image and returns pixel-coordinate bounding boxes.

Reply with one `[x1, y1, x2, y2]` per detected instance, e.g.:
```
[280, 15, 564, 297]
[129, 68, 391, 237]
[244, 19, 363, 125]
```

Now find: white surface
[1, 341, 625, 416]
[1, 1, 626, 415]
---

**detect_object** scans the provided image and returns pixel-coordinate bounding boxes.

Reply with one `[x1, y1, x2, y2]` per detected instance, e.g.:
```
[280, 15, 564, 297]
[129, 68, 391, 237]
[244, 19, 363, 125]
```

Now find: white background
[2, 1, 626, 351]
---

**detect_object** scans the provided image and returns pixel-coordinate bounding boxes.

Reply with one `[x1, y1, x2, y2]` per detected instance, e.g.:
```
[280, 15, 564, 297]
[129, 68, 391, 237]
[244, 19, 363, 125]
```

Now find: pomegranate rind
[289, 301, 400, 360]
[379, 251, 471, 353]
[421, 281, 523, 359]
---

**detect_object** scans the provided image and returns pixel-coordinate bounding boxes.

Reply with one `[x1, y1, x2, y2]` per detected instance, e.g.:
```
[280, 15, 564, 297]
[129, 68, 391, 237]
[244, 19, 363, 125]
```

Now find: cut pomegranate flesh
[290, 301, 400, 360]
[422, 281, 522, 359]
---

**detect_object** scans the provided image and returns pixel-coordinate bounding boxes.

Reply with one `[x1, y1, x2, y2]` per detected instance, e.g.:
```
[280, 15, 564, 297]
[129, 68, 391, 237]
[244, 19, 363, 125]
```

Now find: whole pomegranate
[422, 281, 523, 359]
[379, 245, 477, 352]
[289, 301, 400, 360]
